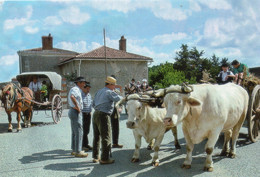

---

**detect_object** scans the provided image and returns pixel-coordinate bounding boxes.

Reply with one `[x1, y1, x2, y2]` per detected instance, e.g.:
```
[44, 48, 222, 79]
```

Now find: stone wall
[60, 59, 149, 96]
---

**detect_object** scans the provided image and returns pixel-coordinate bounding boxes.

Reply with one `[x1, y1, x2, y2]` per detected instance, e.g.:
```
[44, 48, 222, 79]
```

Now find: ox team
[67, 66, 249, 170]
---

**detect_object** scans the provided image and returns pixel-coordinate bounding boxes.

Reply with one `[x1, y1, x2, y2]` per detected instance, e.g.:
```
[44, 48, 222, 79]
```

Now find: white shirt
[68, 85, 83, 110]
[29, 81, 42, 92]
[218, 70, 234, 81]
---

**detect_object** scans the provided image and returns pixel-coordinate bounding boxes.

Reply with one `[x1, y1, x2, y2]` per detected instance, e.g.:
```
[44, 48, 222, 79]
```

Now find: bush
[149, 62, 196, 89]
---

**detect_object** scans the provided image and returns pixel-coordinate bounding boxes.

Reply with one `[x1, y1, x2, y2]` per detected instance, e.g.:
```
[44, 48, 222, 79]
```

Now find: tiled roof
[59, 46, 153, 65]
[18, 47, 79, 54]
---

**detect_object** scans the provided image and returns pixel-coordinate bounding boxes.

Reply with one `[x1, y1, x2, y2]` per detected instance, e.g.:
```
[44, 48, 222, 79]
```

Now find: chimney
[42, 33, 53, 50]
[119, 36, 126, 52]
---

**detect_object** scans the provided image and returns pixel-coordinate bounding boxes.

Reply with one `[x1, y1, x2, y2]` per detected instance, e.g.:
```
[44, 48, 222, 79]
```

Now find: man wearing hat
[92, 76, 123, 164]
[81, 82, 93, 151]
[68, 76, 88, 158]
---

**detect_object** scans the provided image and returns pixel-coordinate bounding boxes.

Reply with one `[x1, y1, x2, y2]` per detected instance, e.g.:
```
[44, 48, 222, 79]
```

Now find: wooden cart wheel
[51, 94, 63, 124]
[247, 85, 260, 142]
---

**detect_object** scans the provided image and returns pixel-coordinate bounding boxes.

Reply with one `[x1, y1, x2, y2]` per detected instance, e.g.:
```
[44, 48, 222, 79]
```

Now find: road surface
[0, 109, 259, 177]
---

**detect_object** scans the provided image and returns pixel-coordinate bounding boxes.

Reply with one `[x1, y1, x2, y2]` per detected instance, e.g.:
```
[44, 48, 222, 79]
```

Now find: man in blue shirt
[92, 76, 123, 164]
[82, 82, 92, 151]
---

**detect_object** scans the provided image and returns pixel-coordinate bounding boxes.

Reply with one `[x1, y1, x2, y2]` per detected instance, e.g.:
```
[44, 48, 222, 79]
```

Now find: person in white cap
[92, 76, 123, 165]
[140, 78, 152, 92]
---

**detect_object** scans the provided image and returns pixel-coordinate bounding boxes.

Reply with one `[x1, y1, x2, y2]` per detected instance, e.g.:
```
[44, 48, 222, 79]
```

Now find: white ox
[154, 83, 249, 171]
[121, 94, 181, 166]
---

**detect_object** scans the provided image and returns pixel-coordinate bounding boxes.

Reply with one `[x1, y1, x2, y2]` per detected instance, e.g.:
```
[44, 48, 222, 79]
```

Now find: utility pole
[103, 28, 107, 77]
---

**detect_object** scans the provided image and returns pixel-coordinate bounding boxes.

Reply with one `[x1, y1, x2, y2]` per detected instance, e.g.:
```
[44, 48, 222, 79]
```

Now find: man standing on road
[68, 76, 88, 158]
[92, 76, 123, 165]
[82, 82, 93, 151]
[110, 75, 123, 148]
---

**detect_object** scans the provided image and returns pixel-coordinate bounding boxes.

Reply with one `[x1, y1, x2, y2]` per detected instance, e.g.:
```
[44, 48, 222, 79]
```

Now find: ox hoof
[131, 158, 140, 163]
[181, 164, 191, 169]
[203, 166, 213, 172]
[228, 153, 236, 159]
[175, 143, 181, 149]
[16, 129, 22, 133]
[147, 145, 152, 150]
[8, 129, 13, 132]
[152, 161, 159, 167]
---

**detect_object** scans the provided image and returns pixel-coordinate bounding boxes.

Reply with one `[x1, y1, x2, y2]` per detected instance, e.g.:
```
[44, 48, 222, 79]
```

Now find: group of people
[125, 78, 152, 94]
[68, 75, 123, 165]
[216, 59, 249, 85]
[29, 76, 48, 101]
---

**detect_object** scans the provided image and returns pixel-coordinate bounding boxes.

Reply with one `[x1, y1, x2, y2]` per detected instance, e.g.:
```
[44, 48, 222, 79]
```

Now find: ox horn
[182, 82, 193, 93]
[115, 97, 126, 107]
[152, 88, 165, 97]
[165, 84, 193, 94]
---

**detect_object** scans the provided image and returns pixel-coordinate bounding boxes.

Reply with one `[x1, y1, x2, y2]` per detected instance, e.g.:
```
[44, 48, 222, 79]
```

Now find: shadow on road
[42, 147, 228, 177]
[19, 149, 74, 164]
[0, 122, 56, 134]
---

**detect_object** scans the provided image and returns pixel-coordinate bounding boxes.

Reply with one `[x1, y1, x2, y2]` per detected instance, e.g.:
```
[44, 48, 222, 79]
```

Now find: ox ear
[187, 97, 201, 107]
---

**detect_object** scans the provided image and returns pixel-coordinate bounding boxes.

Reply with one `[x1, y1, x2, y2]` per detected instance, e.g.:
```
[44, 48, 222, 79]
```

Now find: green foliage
[173, 44, 230, 82]
[149, 62, 196, 89]
[149, 44, 231, 88]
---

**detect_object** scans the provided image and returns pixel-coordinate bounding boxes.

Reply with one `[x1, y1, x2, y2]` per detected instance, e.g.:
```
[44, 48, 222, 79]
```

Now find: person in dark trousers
[92, 76, 123, 165]
[110, 75, 123, 148]
[68, 76, 88, 158]
[231, 59, 249, 85]
[82, 82, 93, 151]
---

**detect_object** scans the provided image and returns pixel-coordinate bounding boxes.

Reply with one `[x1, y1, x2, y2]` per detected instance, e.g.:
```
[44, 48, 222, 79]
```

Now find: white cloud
[152, 32, 187, 45]
[3, 5, 33, 30]
[0, 54, 19, 66]
[105, 37, 172, 65]
[0, 0, 4, 11]
[44, 16, 62, 26]
[150, 1, 187, 21]
[59, 6, 90, 25]
[189, 0, 201, 12]
[89, 42, 102, 50]
[90, 0, 187, 21]
[197, 0, 260, 68]
[202, 18, 239, 47]
[198, 0, 231, 10]
[55, 41, 88, 53]
[24, 26, 39, 34]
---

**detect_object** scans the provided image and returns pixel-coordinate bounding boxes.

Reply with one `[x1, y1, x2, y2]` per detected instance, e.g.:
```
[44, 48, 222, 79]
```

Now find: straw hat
[105, 76, 116, 85]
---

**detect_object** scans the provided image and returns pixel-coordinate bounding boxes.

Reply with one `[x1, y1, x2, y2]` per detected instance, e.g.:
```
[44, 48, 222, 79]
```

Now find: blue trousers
[68, 108, 83, 153]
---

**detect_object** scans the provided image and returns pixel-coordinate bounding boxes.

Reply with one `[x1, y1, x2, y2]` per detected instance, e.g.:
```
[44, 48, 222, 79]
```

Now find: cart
[16, 72, 63, 124]
[246, 84, 260, 142]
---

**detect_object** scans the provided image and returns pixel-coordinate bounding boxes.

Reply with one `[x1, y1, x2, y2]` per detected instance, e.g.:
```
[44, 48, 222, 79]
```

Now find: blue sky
[0, 0, 259, 82]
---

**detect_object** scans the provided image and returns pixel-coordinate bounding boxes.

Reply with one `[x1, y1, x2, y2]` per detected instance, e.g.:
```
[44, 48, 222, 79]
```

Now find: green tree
[149, 62, 196, 89]
[173, 45, 230, 82]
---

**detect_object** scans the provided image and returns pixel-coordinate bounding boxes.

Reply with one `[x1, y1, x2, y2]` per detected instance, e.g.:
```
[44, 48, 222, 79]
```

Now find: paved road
[0, 108, 259, 177]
